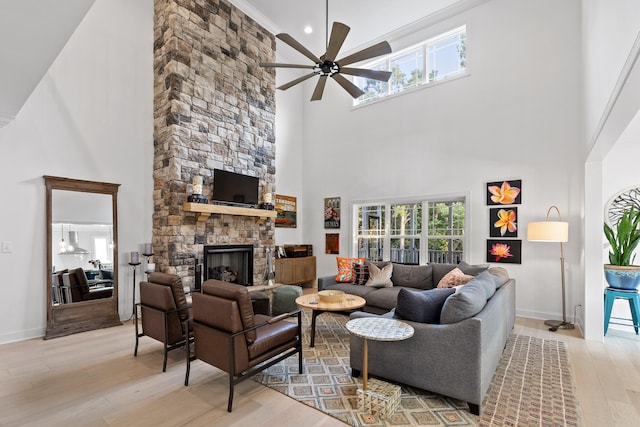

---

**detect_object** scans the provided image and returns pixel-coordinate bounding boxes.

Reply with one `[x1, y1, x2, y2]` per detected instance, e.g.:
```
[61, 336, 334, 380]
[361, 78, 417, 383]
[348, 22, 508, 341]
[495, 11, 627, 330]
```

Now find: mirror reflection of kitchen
[51, 190, 114, 305]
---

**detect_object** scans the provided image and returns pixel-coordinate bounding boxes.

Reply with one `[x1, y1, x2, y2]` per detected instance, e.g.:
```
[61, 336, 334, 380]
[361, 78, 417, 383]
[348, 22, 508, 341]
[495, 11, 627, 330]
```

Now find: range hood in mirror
[58, 231, 89, 254]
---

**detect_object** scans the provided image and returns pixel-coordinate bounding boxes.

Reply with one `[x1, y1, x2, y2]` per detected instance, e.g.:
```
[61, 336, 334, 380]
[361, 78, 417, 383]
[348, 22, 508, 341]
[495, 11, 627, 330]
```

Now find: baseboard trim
[0, 327, 45, 345]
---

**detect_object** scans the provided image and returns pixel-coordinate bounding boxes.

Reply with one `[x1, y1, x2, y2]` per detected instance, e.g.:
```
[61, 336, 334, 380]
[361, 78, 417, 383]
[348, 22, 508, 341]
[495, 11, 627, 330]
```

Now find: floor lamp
[527, 205, 574, 331]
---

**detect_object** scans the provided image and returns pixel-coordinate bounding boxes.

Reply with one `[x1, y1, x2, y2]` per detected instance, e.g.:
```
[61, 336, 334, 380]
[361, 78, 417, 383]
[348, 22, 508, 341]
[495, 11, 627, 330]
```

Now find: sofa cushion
[458, 261, 490, 276]
[335, 257, 364, 282]
[437, 267, 475, 288]
[324, 282, 377, 298]
[395, 287, 455, 324]
[366, 262, 393, 288]
[440, 281, 487, 324]
[473, 270, 497, 299]
[488, 266, 510, 288]
[391, 263, 434, 289]
[364, 286, 404, 310]
[353, 263, 369, 285]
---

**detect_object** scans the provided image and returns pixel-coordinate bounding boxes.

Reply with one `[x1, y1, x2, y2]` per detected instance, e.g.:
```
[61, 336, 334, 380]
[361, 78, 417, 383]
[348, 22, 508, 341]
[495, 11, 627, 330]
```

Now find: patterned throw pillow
[366, 262, 393, 288]
[335, 257, 365, 283]
[353, 264, 369, 285]
[436, 267, 475, 288]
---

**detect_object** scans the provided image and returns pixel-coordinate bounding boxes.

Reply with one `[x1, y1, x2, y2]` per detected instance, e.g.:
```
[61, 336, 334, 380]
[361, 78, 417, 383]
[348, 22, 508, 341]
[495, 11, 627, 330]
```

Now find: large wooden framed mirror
[44, 176, 122, 339]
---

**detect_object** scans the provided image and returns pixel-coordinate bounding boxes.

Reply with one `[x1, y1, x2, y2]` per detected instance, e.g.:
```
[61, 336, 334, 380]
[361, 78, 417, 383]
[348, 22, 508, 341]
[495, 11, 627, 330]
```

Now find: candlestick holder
[143, 251, 155, 276]
[129, 262, 141, 321]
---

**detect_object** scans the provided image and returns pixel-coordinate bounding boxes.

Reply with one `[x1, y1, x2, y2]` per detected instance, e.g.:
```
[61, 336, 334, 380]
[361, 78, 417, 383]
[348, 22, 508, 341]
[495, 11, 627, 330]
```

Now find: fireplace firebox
[203, 244, 254, 287]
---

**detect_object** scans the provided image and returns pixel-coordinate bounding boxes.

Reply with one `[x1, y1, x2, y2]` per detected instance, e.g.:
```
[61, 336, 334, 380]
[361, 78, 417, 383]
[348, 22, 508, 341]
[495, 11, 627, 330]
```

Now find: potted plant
[603, 207, 640, 290]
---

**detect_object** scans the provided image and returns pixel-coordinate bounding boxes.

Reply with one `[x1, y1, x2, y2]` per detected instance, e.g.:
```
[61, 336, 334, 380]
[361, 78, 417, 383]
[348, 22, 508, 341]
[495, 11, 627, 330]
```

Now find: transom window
[353, 26, 467, 106]
[353, 198, 465, 264]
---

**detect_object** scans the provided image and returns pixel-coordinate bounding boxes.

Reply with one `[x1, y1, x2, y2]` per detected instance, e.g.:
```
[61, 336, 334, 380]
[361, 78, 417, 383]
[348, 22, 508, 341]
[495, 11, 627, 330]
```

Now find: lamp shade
[527, 221, 569, 242]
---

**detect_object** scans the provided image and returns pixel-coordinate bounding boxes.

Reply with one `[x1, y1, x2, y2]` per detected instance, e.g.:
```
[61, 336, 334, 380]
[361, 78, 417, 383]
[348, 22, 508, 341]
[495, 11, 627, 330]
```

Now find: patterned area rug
[253, 311, 580, 427]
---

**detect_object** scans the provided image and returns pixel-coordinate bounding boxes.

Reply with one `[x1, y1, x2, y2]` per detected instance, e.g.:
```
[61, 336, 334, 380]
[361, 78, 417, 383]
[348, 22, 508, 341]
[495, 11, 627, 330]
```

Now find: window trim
[351, 192, 469, 264]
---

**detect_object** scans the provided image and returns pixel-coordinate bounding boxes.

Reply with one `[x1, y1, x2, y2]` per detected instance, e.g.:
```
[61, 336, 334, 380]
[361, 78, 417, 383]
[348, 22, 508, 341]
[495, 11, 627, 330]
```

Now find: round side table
[345, 317, 414, 390]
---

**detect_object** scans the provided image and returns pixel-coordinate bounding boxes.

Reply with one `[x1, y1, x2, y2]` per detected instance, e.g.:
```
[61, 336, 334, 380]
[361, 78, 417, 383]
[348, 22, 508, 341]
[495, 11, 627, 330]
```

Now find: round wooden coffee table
[295, 293, 366, 347]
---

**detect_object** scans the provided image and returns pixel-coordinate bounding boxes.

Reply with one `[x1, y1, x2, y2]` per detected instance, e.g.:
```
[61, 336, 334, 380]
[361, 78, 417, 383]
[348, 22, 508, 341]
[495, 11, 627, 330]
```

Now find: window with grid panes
[354, 198, 465, 264]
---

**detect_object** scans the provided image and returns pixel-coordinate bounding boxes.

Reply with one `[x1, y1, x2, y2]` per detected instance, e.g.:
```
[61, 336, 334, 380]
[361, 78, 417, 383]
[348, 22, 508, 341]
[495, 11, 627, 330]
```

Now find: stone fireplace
[152, 0, 276, 289]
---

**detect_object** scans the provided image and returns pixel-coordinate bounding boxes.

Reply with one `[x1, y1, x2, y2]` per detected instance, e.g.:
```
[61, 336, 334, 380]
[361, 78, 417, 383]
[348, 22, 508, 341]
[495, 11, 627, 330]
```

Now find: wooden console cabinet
[275, 256, 316, 286]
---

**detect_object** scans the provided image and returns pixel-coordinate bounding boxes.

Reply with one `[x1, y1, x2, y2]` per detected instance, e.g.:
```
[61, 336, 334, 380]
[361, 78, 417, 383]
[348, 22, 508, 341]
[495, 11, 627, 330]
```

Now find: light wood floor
[0, 317, 638, 426]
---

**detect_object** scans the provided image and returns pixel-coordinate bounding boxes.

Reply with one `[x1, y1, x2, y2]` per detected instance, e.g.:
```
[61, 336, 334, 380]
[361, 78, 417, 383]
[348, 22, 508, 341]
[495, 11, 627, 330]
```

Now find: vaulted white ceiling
[0, 0, 472, 127]
[232, 0, 464, 56]
[0, 0, 95, 127]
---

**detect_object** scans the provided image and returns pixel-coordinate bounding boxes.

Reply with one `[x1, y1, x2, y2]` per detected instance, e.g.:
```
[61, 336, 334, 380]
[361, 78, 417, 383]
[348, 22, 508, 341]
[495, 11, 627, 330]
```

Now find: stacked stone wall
[153, 0, 276, 287]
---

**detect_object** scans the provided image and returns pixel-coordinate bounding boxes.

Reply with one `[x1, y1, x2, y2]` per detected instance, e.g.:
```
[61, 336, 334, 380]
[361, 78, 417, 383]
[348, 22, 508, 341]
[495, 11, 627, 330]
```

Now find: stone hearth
[152, 0, 276, 288]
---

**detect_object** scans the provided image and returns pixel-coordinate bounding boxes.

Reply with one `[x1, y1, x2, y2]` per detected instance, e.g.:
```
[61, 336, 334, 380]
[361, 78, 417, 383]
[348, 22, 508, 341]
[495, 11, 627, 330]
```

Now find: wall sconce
[187, 175, 208, 204]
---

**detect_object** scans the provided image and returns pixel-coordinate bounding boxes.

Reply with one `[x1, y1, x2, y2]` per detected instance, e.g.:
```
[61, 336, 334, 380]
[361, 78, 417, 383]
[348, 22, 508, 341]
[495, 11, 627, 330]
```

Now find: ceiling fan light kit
[260, 18, 392, 101]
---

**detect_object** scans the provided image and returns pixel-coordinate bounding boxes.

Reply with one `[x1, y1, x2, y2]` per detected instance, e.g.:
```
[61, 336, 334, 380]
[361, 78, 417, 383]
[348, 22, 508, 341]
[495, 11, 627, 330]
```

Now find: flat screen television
[212, 169, 259, 207]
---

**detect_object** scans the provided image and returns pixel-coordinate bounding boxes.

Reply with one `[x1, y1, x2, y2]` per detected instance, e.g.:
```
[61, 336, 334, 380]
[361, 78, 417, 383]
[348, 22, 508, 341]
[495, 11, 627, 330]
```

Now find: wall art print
[486, 179, 522, 205]
[325, 233, 339, 254]
[275, 194, 297, 228]
[486, 239, 521, 264]
[324, 197, 341, 229]
[489, 207, 518, 238]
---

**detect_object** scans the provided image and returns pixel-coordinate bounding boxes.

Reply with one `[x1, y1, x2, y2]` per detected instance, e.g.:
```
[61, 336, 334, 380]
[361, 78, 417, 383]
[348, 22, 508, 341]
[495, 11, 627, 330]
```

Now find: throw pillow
[436, 267, 475, 288]
[473, 270, 497, 299]
[353, 263, 370, 285]
[335, 257, 365, 283]
[440, 281, 487, 324]
[395, 287, 455, 324]
[366, 262, 393, 288]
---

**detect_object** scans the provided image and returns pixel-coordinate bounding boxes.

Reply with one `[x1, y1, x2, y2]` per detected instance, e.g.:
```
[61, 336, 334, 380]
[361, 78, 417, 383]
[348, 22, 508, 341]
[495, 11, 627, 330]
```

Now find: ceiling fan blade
[276, 33, 321, 63]
[260, 63, 315, 69]
[340, 67, 392, 82]
[311, 76, 328, 101]
[278, 72, 317, 91]
[332, 74, 365, 99]
[324, 22, 350, 62]
[336, 41, 392, 67]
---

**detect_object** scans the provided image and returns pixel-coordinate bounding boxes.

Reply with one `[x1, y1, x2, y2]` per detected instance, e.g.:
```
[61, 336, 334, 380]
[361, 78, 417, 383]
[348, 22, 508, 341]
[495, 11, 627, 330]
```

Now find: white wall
[278, 0, 584, 323]
[582, 0, 640, 340]
[582, 0, 640, 145]
[0, 0, 154, 344]
[274, 68, 306, 245]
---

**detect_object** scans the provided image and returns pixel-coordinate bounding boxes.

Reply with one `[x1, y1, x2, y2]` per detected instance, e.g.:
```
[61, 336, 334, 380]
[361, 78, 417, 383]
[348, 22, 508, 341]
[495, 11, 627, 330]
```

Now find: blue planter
[604, 265, 640, 290]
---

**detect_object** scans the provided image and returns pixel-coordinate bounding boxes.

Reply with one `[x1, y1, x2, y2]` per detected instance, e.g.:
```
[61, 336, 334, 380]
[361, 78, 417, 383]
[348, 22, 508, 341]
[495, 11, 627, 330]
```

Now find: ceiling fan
[260, 4, 393, 101]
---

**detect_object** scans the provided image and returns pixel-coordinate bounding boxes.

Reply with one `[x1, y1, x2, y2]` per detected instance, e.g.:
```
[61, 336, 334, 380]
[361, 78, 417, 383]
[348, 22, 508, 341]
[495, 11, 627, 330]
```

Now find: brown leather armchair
[185, 280, 302, 412]
[62, 268, 113, 302]
[135, 272, 193, 372]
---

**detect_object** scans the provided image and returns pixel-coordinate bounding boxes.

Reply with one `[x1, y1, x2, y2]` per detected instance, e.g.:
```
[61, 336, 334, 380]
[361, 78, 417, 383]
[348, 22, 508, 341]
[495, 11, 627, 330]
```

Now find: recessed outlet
[1, 241, 13, 253]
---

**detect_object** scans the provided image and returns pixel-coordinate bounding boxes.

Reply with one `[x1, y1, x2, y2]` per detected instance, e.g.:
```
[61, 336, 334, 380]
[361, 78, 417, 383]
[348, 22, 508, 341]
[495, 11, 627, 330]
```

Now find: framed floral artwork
[486, 180, 522, 205]
[489, 207, 518, 237]
[324, 197, 340, 228]
[486, 239, 521, 264]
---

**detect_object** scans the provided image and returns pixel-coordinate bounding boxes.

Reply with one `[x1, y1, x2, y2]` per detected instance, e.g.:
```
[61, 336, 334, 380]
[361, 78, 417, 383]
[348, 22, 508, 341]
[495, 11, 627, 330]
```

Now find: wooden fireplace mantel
[182, 202, 277, 223]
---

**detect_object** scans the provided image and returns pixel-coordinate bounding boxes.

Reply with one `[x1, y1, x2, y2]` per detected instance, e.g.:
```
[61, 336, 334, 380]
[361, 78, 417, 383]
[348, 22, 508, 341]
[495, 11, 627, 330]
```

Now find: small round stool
[603, 287, 640, 336]
[272, 285, 303, 316]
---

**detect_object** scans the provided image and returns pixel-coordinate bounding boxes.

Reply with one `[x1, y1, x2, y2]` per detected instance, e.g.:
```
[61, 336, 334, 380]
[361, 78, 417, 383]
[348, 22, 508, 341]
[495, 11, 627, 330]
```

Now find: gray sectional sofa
[317, 261, 489, 314]
[318, 262, 515, 415]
